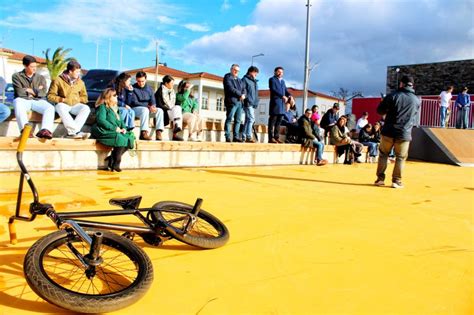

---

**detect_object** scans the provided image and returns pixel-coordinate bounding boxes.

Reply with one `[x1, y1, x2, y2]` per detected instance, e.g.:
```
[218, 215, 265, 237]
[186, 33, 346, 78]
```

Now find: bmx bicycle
[8, 124, 229, 313]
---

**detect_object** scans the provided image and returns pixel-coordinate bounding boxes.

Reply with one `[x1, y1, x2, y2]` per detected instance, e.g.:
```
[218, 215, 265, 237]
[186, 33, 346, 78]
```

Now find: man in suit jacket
[268, 66, 292, 143]
[223, 64, 245, 142]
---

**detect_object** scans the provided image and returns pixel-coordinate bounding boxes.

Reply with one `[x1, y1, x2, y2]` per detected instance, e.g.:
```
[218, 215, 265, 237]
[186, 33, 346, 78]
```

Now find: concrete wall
[386, 59, 474, 95]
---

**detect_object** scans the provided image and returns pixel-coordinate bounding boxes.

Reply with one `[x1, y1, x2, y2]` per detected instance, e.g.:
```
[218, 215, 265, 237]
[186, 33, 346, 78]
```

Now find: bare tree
[331, 88, 363, 100]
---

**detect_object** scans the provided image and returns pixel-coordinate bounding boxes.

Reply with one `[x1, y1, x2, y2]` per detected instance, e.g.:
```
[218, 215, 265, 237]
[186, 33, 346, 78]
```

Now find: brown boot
[140, 130, 152, 140]
[155, 130, 162, 141]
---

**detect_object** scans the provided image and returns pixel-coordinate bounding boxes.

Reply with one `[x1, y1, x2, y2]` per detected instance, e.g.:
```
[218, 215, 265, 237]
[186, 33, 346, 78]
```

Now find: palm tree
[44, 47, 73, 80]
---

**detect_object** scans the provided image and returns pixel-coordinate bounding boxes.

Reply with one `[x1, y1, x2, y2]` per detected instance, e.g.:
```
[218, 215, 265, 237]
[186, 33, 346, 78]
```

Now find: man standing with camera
[374, 75, 420, 189]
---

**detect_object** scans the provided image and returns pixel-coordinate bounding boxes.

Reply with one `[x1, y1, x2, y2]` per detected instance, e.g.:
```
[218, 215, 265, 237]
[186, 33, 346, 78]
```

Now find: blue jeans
[243, 106, 255, 140]
[118, 107, 136, 129]
[362, 141, 378, 156]
[456, 106, 470, 129]
[225, 102, 243, 140]
[439, 106, 448, 127]
[132, 106, 164, 132]
[312, 139, 324, 161]
[0, 103, 11, 123]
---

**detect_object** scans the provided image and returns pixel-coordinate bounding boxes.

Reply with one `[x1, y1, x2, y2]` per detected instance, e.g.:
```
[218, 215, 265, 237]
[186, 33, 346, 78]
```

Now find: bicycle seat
[109, 196, 142, 209]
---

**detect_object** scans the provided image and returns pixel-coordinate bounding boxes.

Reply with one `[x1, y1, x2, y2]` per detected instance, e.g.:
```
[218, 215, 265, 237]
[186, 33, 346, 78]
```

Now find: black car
[82, 69, 120, 107]
[2, 83, 14, 105]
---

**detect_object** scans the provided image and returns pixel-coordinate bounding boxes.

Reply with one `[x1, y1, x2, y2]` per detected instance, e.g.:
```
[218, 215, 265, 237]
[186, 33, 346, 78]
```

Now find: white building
[0, 48, 49, 83]
[256, 88, 345, 124]
[126, 66, 227, 123]
[1, 47, 346, 125]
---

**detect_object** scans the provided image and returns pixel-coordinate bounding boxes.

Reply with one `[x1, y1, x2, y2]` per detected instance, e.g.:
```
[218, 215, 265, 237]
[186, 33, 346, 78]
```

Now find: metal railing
[419, 98, 472, 128]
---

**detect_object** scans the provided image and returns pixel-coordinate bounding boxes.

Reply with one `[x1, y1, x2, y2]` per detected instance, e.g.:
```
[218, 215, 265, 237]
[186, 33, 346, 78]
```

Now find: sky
[0, 0, 473, 96]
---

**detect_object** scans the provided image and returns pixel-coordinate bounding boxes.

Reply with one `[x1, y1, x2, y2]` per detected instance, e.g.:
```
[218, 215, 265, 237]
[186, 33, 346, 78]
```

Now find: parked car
[1, 83, 14, 105]
[82, 69, 120, 107]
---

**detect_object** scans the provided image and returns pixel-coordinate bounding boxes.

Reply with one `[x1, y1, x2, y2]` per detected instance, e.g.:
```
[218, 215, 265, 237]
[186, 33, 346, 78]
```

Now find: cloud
[221, 0, 231, 11]
[165, 31, 178, 37]
[157, 15, 177, 25]
[183, 23, 210, 32]
[181, 0, 474, 96]
[0, 0, 179, 42]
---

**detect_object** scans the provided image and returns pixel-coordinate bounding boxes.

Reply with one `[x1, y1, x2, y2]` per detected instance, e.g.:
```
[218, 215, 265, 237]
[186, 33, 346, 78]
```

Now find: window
[259, 103, 266, 114]
[216, 95, 224, 111]
[201, 92, 209, 110]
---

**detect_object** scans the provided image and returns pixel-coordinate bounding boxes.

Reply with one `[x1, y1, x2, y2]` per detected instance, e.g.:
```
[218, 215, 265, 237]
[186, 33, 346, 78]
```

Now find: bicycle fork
[50, 211, 105, 275]
[183, 198, 203, 232]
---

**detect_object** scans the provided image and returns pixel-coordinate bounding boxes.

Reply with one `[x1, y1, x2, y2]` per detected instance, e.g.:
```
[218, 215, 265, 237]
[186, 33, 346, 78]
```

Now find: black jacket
[377, 87, 420, 141]
[320, 109, 339, 130]
[223, 73, 245, 107]
[358, 129, 373, 143]
[297, 115, 315, 147]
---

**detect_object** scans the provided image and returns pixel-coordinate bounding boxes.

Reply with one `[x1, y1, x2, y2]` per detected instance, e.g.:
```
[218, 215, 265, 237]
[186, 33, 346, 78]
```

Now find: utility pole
[154, 40, 159, 91]
[302, 0, 311, 111]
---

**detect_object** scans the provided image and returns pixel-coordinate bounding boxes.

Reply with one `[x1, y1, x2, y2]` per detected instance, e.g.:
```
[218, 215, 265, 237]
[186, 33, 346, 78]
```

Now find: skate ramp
[409, 127, 474, 166]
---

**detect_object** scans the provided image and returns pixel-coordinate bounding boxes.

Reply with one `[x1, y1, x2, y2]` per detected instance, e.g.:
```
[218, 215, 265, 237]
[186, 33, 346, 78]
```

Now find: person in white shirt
[355, 111, 369, 132]
[438, 86, 453, 128]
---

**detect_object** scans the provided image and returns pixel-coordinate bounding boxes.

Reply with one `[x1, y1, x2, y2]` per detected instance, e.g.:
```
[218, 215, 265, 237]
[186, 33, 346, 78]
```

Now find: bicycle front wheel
[24, 229, 154, 313]
[151, 201, 229, 249]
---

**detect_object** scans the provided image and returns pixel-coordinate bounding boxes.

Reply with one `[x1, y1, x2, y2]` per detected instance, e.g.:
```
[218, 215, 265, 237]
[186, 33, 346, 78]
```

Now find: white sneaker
[79, 132, 91, 140]
[391, 182, 404, 189]
[374, 179, 385, 186]
[188, 135, 197, 142]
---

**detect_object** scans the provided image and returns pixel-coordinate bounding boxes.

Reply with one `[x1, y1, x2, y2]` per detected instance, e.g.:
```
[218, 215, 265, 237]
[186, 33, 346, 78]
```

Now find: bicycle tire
[24, 229, 154, 313]
[151, 201, 229, 249]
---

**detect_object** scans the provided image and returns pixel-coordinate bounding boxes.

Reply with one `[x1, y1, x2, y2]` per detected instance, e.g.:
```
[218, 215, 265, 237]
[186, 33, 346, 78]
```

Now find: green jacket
[12, 70, 48, 99]
[176, 90, 198, 113]
[47, 73, 88, 105]
[91, 104, 135, 148]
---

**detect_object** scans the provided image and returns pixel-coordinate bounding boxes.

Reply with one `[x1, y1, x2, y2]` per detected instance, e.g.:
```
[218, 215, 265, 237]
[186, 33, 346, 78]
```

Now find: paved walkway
[0, 162, 472, 314]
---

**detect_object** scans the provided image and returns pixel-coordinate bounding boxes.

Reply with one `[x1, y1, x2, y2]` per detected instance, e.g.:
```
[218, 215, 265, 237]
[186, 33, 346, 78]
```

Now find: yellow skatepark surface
[0, 163, 472, 314]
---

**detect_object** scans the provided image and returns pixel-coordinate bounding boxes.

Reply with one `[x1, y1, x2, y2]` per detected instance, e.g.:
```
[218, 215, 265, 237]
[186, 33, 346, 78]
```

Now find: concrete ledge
[0, 136, 344, 172]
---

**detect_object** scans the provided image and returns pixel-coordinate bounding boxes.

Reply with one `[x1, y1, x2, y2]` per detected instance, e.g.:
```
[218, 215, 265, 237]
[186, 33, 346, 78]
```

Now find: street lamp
[251, 53, 264, 66]
[395, 67, 400, 91]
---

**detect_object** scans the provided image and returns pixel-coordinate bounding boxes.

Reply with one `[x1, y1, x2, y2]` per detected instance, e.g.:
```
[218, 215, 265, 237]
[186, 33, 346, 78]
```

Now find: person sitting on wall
[355, 111, 369, 132]
[330, 116, 363, 164]
[310, 105, 324, 140]
[155, 75, 183, 141]
[0, 103, 11, 124]
[320, 103, 340, 141]
[113, 72, 136, 131]
[281, 97, 299, 143]
[176, 80, 204, 141]
[47, 60, 91, 139]
[131, 71, 164, 141]
[358, 123, 379, 163]
[91, 88, 135, 172]
[12, 55, 55, 139]
[298, 108, 327, 166]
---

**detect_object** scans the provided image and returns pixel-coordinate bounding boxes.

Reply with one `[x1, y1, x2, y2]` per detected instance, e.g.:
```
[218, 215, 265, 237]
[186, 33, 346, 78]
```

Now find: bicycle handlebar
[18, 124, 32, 153]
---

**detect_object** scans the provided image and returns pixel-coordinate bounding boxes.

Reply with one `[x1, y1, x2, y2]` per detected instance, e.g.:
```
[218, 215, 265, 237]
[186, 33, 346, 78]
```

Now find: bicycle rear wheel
[24, 229, 153, 313]
[151, 201, 229, 249]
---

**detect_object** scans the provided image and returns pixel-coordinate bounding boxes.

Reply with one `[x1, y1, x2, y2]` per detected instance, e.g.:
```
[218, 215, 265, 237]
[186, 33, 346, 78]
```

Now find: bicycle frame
[8, 124, 203, 245]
